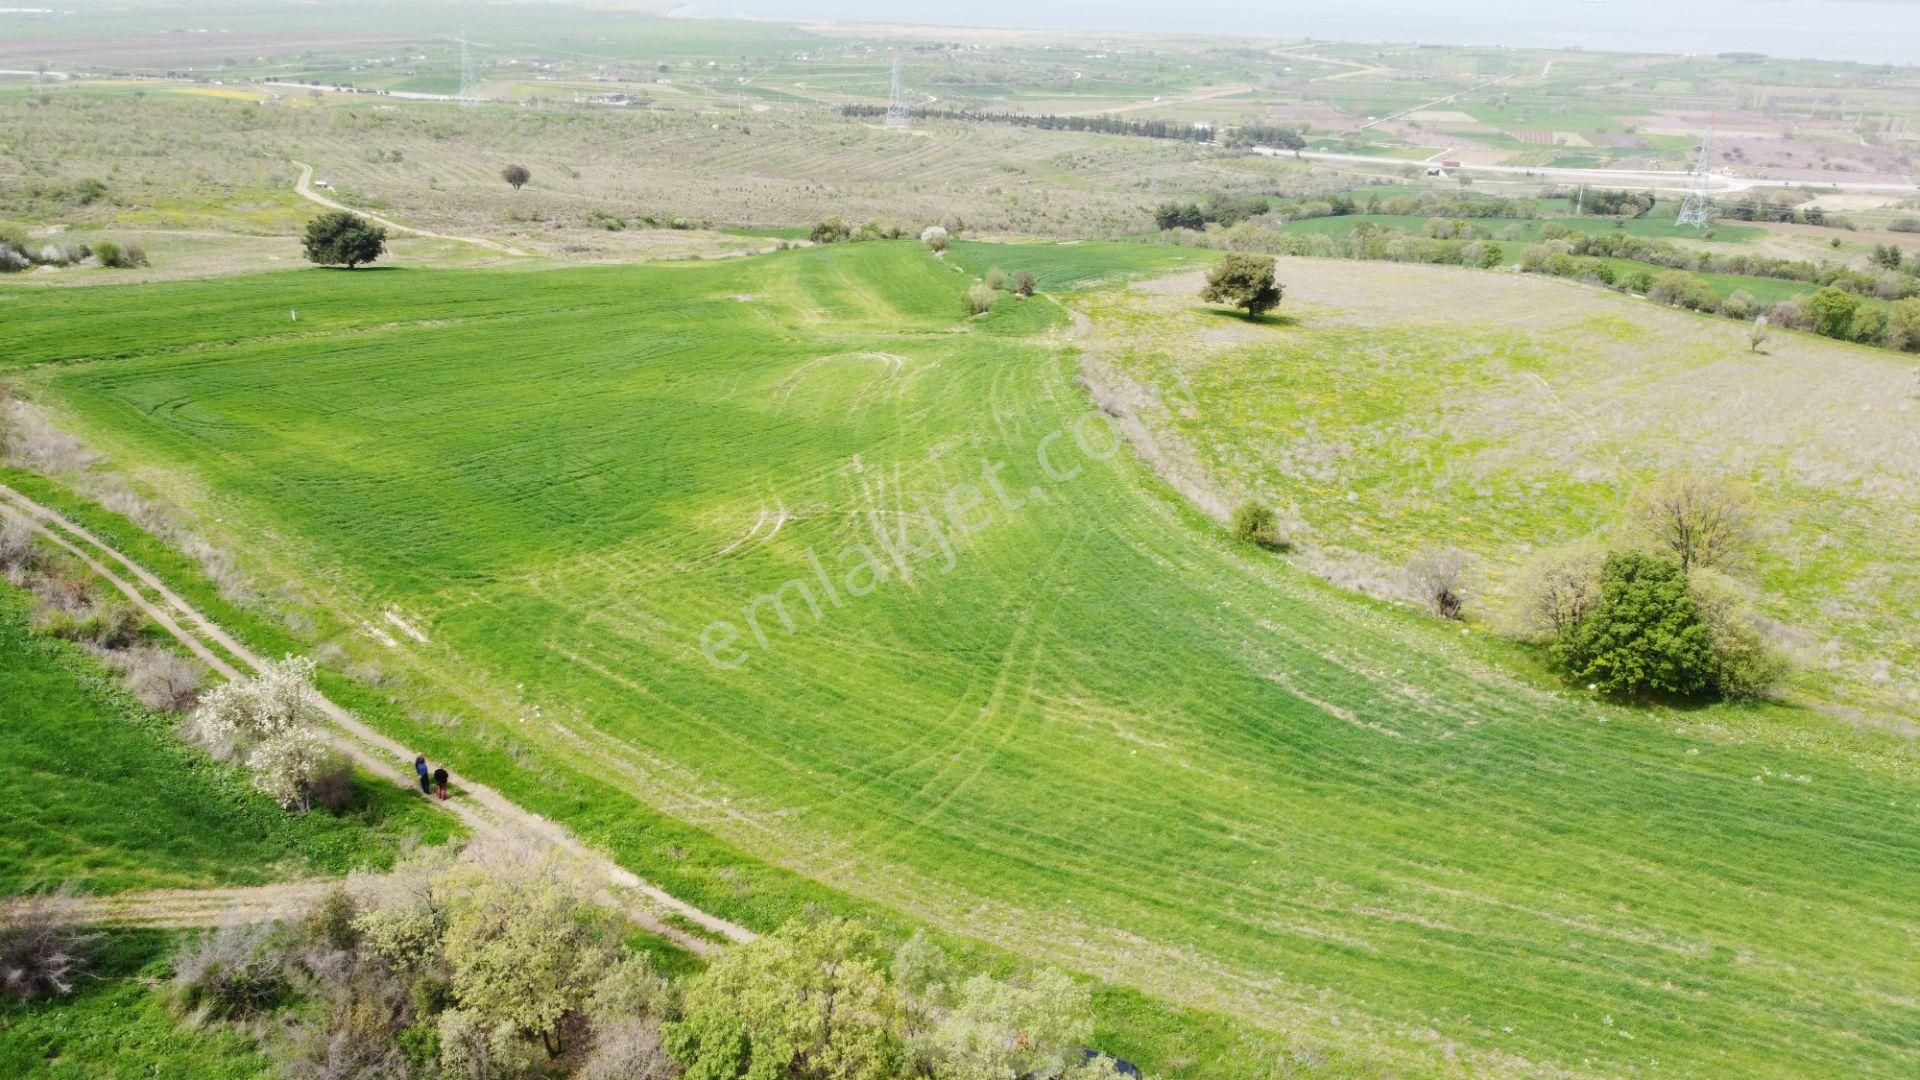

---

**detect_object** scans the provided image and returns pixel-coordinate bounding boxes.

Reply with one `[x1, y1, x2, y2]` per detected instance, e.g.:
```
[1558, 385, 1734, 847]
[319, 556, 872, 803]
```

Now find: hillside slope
[4, 243, 1916, 1077]
[1067, 256, 1920, 730]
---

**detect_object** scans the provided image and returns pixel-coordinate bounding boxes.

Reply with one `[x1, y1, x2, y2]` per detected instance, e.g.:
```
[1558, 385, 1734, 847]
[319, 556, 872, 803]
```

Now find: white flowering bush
[184, 656, 343, 811]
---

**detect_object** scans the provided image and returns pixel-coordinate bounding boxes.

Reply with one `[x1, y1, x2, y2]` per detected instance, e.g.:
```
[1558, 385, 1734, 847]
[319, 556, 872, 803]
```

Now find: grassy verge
[0, 931, 274, 1079]
[0, 586, 456, 894]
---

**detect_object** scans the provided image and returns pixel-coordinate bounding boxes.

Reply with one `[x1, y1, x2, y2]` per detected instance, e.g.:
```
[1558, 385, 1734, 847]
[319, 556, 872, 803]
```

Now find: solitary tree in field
[1200, 253, 1283, 318]
[1230, 501, 1285, 548]
[502, 163, 531, 190]
[1748, 313, 1769, 353]
[301, 210, 386, 269]
[1405, 546, 1474, 620]
[184, 655, 341, 809]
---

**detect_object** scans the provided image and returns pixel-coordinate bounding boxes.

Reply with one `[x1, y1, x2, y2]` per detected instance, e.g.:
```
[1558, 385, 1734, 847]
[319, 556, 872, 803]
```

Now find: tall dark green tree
[1552, 552, 1719, 700]
[301, 210, 386, 269]
[1153, 202, 1206, 231]
[1200, 253, 1283, 318]
[1807, 286, 1860, 340]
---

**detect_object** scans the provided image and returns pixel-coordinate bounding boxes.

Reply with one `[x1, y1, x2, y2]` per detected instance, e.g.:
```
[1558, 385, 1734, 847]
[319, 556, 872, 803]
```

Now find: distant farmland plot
[1275, 213, 1765, 247]
[6, 243, 1917, 1078]
[1080, 255, 1920, 729]
[946, 239, 1212, 290]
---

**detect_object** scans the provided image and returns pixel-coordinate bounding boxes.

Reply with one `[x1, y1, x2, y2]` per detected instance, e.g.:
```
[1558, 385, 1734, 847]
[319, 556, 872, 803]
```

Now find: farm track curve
[290, 160, 532, 256]
[0, 481, 752, 955]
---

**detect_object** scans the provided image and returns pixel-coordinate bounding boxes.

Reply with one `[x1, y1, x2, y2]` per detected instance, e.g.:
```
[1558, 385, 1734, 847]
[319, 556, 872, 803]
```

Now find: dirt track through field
[0, 482, 751, 954]
[290, 161, 531, 256]
[5, 881, 348, 930]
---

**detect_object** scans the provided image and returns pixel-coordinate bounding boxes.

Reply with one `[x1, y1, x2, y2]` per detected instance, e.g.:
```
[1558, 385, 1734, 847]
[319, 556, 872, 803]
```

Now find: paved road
[1257, 147, 1920, 195]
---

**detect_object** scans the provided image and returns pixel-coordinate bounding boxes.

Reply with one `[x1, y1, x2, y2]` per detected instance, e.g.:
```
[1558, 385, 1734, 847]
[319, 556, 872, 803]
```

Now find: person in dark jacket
[415, 754, 431, 795]
[433, 766, 449, 801]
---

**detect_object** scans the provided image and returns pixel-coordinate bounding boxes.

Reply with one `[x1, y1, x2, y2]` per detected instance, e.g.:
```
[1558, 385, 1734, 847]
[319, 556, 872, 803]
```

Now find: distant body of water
[675, 0, 1920, 66]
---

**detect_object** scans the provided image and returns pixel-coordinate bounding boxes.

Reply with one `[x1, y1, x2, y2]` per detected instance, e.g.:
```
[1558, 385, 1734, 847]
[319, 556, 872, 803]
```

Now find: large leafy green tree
[436, 851, 618, 1057]
[302, 210, 387, 269]
[1807, 286, 1860, 340]
[666, 916, 907, 1080]
[1199, 253, 1282, 318]
[1152, 201, 1205, 231]
[1885, 297, 1920, 352]
[1552, 552, 1720, 700]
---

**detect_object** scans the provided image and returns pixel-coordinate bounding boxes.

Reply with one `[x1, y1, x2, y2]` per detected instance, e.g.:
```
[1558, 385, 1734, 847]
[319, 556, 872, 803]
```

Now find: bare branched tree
[1626, 474, 1756, 573]
[1512, 544, 1607, 641]
[1, 886, 99, 999]
[109, 644, 205, 712]
[1405, 547, 1474, 620]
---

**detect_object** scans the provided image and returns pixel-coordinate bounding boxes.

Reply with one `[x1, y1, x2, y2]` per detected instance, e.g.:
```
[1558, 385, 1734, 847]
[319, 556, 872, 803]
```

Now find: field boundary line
[0, 482, 753, 954]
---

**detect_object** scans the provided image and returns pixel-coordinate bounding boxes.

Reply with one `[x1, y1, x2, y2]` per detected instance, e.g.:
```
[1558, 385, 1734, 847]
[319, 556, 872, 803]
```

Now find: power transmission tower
[1675, 125, 1714, 228]
[456, 3, 479, 108]
[885, 50, 910, 129]
[458, 35, 479, 106]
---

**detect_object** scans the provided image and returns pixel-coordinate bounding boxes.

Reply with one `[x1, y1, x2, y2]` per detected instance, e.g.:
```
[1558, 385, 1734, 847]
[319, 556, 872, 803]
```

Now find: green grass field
[3, 242, 1917, 1077]
[0, 931, 274, 1079]
[1074, 252, 1920, 730]
[0, 588, 455, 894]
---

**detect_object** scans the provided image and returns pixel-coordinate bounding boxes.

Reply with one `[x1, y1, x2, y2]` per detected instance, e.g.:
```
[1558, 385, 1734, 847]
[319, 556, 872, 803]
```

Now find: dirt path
[290, 161, 531, 257]
[0, 483, 752, 955]
[1100, 83, 1258, 115]
[1357, 75, 1517, 132]
[6, 881, 347, 930]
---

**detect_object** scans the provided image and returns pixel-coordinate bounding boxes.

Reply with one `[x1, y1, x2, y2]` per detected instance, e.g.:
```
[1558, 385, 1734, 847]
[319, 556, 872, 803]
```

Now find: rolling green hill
[1070, 254, 1920, 728]
[0, 589, 451, 894]
[4, 242, 1916, 1077]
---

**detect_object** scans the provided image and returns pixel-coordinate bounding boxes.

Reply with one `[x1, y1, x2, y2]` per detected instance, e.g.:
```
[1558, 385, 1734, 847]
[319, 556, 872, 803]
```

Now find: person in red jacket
[433, 766, 450, 801]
